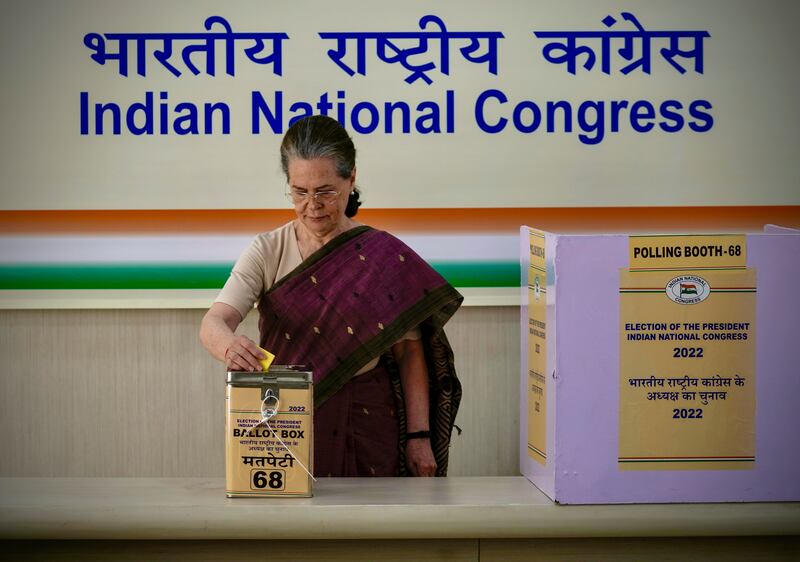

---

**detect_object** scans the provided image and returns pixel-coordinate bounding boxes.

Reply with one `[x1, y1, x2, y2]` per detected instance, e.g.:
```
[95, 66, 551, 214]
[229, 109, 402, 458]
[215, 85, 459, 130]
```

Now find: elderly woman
[200, 115, 462, 477]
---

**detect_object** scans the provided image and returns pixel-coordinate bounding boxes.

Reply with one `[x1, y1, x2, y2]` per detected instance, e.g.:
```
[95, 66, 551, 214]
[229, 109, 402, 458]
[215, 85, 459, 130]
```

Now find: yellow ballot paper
[257, 346, 275, 371]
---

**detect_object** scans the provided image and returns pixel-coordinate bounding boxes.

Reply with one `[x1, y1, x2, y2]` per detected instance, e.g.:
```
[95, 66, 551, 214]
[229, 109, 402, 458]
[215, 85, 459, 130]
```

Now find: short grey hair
[280, 115, 356, 180]
[279, 115, 362, 217]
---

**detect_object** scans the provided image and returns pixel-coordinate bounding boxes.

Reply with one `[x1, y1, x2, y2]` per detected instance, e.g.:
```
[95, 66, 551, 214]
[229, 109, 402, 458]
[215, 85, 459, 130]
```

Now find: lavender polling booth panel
[520, 225, 800, 504]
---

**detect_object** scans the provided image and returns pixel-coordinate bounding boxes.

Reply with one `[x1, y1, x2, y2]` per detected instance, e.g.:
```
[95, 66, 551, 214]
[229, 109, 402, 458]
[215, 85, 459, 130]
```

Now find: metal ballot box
[225, 366, 313, 498]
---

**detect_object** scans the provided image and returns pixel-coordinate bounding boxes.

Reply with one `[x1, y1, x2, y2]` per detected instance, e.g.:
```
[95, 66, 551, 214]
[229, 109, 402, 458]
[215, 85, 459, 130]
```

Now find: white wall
[2, 0, 798, 210]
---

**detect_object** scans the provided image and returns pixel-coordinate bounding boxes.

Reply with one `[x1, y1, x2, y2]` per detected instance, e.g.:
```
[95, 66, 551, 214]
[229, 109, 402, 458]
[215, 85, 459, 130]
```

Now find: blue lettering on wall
[80, 91, 230, 135]
[79, 13, 715, 143]
[251, 90, 456, 135]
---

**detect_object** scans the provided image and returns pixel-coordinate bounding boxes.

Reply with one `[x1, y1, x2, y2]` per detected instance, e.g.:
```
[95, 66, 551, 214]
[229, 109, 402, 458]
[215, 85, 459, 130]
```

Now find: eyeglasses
[286, 188, 341, 205]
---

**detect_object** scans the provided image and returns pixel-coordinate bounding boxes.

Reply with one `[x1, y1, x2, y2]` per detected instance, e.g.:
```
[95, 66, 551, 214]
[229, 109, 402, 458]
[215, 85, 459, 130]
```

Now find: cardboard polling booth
[519, 225, 800, 504]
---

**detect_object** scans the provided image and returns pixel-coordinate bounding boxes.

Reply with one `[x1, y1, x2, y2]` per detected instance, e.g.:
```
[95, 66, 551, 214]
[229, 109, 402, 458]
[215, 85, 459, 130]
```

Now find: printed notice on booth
[527, 228, 547, 464]
[619, 234, 755, 470]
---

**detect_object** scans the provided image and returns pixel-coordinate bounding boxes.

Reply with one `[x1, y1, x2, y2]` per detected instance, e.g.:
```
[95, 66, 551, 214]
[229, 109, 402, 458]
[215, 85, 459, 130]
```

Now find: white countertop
[1, 477, 798, 540]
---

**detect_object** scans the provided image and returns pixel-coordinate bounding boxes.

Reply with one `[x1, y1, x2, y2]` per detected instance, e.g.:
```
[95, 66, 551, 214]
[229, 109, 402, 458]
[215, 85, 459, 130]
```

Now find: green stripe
[0, 264, 231, 290]
[0, 261, 521, 290]
[435, 261, 519, 287]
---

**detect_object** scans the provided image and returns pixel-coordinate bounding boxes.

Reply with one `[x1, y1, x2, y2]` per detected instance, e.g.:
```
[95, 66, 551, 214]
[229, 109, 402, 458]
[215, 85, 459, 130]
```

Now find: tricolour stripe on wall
[1, 207, 797, 308]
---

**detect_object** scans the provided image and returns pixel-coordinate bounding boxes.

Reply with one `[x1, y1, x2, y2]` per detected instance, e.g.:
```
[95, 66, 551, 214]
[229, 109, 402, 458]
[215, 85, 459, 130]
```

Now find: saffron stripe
[1, 206, 797, 234]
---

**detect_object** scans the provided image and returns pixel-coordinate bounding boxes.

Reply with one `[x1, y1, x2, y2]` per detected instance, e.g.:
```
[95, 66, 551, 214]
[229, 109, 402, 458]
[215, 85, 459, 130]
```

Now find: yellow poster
[226, 386, 313, 496]
[619, 235, 755, 470]
[527, 229, 547, 464]
[628, 234, 747, 271]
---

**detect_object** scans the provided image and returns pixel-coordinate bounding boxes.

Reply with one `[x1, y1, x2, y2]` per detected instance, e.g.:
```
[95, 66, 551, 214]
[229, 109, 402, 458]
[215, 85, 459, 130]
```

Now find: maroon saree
[257, 226, 463, 477]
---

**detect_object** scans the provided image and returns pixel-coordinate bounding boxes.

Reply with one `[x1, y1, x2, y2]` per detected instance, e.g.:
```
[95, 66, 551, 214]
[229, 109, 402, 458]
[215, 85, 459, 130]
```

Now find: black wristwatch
[406, 430, 431, 440]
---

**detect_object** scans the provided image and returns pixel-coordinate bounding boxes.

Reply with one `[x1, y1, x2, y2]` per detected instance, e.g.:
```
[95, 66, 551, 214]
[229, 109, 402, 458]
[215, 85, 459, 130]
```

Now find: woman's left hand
[406, 438, 437, 477]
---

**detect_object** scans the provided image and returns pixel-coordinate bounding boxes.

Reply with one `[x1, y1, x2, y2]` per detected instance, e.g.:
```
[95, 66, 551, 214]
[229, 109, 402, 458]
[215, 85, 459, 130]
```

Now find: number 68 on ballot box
[225, 366, 314, 498]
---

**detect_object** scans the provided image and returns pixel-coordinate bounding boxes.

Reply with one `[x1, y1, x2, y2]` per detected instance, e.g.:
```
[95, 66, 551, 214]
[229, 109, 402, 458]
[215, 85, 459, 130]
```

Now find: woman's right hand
[224, 335, 265, 371]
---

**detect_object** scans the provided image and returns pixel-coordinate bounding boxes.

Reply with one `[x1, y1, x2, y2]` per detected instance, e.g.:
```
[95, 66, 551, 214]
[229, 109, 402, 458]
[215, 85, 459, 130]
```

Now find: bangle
[406, 430, 430, 440]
